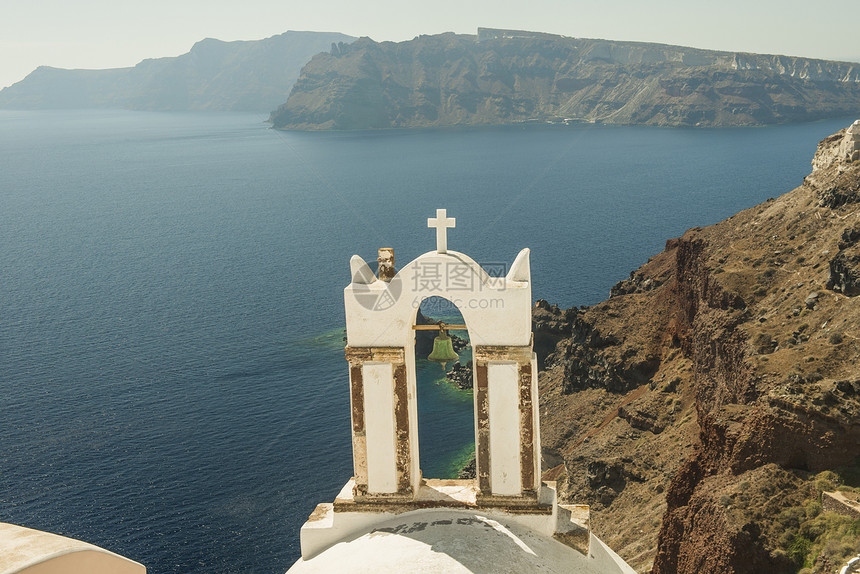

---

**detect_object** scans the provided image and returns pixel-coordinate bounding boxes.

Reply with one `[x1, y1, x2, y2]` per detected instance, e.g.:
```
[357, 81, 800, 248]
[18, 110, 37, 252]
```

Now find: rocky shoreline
[445, 360, 473, 390]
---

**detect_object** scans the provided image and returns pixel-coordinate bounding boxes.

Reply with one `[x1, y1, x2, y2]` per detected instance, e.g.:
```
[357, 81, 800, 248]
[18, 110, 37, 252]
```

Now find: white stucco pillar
[487, 362, 522, 495]
[346, 347, 416, 501]
[474, 344, 541, 503]
[362, 362, 397, 493]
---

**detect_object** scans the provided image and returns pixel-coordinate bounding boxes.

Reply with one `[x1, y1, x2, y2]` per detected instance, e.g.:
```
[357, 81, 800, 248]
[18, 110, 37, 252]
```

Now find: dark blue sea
[0, 110, 853, 573]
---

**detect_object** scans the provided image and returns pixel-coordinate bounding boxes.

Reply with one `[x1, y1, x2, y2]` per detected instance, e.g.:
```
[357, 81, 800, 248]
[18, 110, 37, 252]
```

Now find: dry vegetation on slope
[535, 123, 860, 573]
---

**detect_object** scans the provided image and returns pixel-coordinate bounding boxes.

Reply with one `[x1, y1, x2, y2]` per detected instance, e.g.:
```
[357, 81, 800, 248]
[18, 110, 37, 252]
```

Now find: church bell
[427, 326, 458, 369]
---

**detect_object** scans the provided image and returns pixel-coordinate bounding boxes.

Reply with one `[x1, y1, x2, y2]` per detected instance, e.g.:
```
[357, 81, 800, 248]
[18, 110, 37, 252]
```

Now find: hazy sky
[2, 0, 859, 89]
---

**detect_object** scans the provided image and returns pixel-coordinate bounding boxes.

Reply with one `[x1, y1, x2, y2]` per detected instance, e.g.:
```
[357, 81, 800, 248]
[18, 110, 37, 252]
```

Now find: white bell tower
[288, 210, 634, 572]
[343, 209, 540, 505]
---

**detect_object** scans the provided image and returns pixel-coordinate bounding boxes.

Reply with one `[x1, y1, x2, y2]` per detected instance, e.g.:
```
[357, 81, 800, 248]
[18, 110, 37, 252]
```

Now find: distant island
[4, 26, 858, 129]
[0, 31, 355, 112]
[271, 28, 860, 129]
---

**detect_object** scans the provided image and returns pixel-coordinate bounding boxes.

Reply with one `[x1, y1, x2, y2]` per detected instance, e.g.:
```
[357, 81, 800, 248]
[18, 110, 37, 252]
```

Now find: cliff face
[0, 31, 356, 112]
[535, 123, 860, 573]
[272, 31, 860, 130]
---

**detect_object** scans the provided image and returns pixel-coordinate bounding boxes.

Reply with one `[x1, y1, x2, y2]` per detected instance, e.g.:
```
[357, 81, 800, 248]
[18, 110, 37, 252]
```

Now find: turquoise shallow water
[0, 110, 853, 573]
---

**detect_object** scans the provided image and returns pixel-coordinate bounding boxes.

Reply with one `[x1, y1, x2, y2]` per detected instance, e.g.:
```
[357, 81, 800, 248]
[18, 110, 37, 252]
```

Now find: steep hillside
[535, 121, 860, 573]
[272, 30, 860, 130]
[0, 31, 355, 112]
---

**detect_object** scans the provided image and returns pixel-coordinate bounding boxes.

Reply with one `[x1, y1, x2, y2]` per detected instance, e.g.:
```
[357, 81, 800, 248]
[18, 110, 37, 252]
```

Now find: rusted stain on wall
[393, 364, 412, 494]
[348, 363, 367, 488]
[349, 364, 365, 434]
[473, 345, 532, 363]
[519, 362, 535, 494]
[475, 362, 491, 494]
[345, 346, 406, 364]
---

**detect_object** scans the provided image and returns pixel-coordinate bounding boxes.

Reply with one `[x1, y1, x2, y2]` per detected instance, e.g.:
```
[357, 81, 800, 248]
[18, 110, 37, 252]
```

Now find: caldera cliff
[534, 121, 860, 573]
[272, 30, 860, 130]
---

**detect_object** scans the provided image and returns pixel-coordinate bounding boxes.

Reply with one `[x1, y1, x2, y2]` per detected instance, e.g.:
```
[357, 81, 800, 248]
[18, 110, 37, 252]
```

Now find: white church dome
[286, 507, 631, 574]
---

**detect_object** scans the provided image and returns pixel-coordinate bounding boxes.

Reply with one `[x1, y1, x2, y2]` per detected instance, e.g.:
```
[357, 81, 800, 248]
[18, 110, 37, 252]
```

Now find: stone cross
[427, 209, 456, 254]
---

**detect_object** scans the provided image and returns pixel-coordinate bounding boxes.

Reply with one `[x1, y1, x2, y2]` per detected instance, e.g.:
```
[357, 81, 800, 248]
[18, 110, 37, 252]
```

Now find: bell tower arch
[293, 208, 614, 565]
[343, 209, 540, 506]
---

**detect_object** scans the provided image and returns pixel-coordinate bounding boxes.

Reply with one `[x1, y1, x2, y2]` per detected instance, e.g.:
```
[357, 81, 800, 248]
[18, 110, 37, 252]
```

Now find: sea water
[0, 109, 852, 573]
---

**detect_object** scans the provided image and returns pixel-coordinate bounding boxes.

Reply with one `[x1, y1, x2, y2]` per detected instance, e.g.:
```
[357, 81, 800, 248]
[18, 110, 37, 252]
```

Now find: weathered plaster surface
[488, 362, 522, 496]
[0, 523, 145, 574]
[344, 249, 532, 348]
[292, 481, 635, 573]
[363, 362, 398, 493]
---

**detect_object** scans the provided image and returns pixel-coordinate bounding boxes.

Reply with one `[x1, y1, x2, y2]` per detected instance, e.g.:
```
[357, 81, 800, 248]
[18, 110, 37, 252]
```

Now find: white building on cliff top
[286, 210, 635, 573]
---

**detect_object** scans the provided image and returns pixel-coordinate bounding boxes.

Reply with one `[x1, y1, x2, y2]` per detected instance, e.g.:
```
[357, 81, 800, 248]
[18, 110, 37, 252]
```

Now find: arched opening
[412, 296, 475, 480]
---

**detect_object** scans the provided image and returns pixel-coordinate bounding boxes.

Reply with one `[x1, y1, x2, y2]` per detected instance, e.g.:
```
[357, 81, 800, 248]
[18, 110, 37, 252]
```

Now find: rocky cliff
[271, 31, 860, 130]
[535, 122, 860, 572]
[0, 31, 355, 112]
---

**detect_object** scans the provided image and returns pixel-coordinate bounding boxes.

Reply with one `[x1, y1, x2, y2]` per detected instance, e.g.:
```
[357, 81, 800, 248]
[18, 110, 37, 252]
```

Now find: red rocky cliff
[537, 122, 860, 573]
